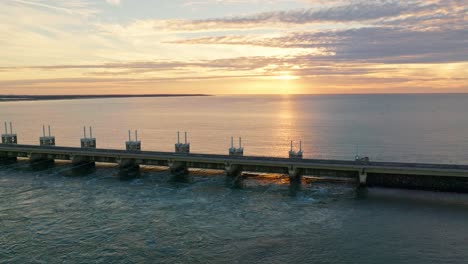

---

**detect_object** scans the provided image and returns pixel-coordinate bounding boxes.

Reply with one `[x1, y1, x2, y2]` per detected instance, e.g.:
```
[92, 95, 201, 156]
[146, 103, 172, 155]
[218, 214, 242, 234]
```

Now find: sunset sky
[0, 0, 466, 94]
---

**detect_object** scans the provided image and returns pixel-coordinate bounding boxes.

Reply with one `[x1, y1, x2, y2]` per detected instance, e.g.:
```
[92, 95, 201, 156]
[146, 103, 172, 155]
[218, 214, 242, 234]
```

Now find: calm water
[1, 94, 468, 163]
[1, 94, 468, 263]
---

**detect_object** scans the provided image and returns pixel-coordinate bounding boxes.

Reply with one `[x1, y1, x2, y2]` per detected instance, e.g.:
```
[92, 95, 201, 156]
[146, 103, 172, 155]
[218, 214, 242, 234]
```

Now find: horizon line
[2, 92, 468, 97]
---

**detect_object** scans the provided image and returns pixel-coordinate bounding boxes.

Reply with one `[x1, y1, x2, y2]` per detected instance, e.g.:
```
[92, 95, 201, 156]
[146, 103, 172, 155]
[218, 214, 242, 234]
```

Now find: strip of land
[0, 94, 211, 102]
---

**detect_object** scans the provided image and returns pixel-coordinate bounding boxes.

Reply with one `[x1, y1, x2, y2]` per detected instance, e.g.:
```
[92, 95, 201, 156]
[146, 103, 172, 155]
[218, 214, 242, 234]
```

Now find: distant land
[0, 94, 211, 102]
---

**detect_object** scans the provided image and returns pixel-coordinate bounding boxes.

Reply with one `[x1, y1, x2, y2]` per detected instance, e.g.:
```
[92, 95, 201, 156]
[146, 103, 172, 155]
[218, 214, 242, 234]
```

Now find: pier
[1, 123, 468, 193]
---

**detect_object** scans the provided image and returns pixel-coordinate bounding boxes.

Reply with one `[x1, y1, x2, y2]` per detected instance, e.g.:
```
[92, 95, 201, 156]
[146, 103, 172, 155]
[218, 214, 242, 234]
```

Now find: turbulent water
[1, 94, 468, 263]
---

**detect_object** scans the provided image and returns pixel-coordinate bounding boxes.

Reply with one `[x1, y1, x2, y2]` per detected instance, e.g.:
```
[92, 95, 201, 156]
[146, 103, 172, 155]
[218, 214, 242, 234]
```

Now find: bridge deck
[1, 144, 468, 178]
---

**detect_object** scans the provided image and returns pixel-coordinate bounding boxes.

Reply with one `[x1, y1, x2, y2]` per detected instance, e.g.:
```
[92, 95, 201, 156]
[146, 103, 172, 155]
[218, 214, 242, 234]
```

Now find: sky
[0, 0, 466, 95]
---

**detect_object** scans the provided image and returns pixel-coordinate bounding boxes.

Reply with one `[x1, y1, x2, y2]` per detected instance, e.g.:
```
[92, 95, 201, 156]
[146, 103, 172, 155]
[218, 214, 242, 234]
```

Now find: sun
[270, 74, 302, 94]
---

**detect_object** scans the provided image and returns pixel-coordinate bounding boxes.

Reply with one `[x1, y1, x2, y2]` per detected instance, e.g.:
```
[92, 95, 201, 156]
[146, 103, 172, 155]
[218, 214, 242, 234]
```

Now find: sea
[1, 94, 468, 263]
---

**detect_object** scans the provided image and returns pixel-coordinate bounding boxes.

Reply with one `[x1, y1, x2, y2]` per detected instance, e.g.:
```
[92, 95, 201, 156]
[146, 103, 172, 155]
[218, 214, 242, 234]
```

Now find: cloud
[11, 0, 73, 14]
[167, 34, 328, 48]
[2, 0, 466, 94]
[96, 0, 463, 36]
[168, 26, 468, 64]
[0, 55, 451, 79]
[105, 0, 121, 6]
[9, 0, 97, 16]
[169, 1, 439, 31]
[1, 56, 466, 94]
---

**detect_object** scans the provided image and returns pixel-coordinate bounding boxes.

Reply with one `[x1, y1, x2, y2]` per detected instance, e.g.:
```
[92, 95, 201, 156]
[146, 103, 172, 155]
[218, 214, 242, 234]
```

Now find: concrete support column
[288, 166, 303, 196]
[72, 155, 94, 165]
[71, 155, 95, 174]
[169, 159, 189, 182]
[0, 152, 16, 165]
[359, 169, 368, 186]
[29, 153, 54, 170]
[225, 163, 244, 189]
[118, 158, 140, 180]
[288, 167, 302, 182]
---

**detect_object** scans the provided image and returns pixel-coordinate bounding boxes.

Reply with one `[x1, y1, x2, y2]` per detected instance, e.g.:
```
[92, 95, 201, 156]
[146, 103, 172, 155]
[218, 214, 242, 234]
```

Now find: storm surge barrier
[1, 123, 468, 193]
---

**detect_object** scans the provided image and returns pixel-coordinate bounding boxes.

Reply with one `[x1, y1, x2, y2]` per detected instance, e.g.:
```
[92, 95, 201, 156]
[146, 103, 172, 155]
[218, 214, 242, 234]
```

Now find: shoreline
[0, 94, 211, 102]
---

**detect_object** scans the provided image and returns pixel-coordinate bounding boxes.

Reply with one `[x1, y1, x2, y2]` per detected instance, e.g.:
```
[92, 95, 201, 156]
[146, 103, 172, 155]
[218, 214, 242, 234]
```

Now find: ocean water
[1, 94, 468, 163]
[1, 94, 468, 263]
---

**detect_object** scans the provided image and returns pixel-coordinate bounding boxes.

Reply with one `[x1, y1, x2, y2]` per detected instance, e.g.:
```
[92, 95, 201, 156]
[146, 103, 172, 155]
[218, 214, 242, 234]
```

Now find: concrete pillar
[29, 153, 54, 170]
[168, 159, 189, 182]
[225, 163, 244, 189]
[359, 169, 368, 186]
[288, 167, 302, 183]
[118, 158, 140, 180]
[72, 155, 94, 165]
[71, 155, 95, 174]
[288, 166, 303, 196]
[0, 152, 16, 165]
